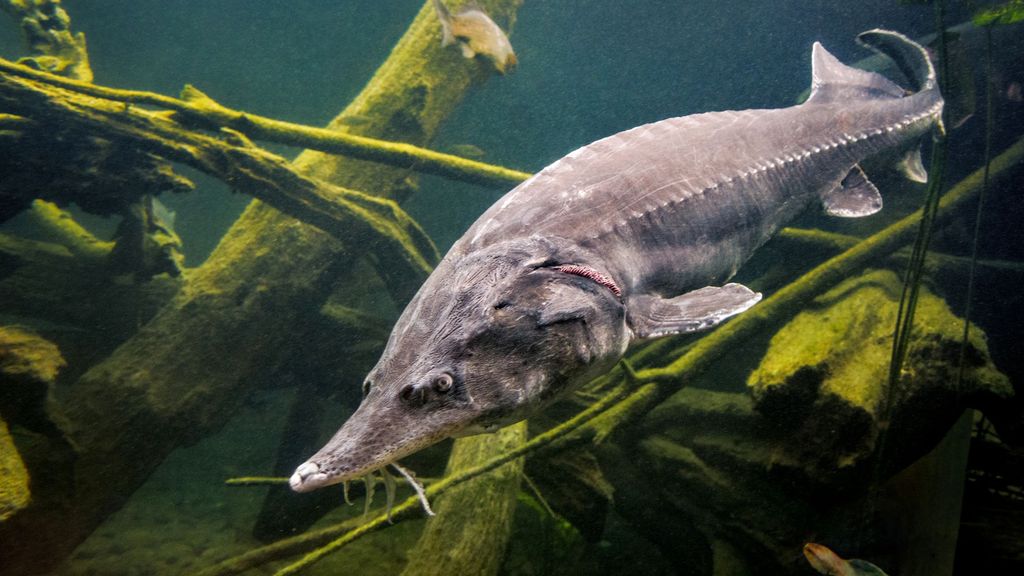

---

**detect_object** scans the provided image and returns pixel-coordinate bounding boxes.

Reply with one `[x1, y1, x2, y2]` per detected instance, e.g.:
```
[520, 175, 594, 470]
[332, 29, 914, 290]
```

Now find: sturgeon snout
[289, 462, 325, 492]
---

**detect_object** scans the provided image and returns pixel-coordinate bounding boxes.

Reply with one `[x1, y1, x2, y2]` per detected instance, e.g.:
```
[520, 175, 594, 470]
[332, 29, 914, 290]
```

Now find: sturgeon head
[290, 237, 629, 492]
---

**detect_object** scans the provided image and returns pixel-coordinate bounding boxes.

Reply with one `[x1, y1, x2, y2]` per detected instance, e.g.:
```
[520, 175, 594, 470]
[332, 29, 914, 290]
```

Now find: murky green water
[1, 1, 1022, 575]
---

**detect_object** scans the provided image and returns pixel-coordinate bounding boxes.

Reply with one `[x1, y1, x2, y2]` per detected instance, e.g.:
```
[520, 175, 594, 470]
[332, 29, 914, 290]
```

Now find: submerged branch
[23, 199, 113, 260]
[224, 477, 290, 486]
[779, 227, 1024, 275]
[0, 57, 532, 189]
[0, 62, 438, 299]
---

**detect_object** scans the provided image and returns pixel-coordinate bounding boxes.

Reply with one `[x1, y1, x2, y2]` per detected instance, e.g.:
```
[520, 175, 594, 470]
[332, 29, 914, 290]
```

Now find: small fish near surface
[803, 543, 890, 576]
[290, 31, 944, 500]
[431, 0, 517, 74]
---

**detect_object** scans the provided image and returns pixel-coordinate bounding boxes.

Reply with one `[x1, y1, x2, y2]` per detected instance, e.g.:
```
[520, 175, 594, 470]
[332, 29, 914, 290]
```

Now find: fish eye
[362, 379, 372, 398]
[432, 373, 454, 394]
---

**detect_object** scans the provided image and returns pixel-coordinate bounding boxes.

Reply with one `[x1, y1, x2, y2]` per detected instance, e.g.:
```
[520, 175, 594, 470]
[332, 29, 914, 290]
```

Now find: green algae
[748, 269, 1006, 413]
[0, 325, 66, 384]
[748, 269, 1012, 475]
[24, 200, 112, 260]
[973, 0, 1024, 26]
[0, 324, 68, 523]
[0, 417, 30, 522]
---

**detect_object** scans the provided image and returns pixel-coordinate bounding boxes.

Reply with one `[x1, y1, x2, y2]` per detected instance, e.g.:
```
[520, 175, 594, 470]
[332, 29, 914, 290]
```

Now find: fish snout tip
[289, 461, 326, 493]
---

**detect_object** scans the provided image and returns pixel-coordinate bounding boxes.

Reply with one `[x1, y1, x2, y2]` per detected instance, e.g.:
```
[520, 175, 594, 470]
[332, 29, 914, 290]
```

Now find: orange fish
[431, 0, 517, 74]
[803, 543, 889, 576]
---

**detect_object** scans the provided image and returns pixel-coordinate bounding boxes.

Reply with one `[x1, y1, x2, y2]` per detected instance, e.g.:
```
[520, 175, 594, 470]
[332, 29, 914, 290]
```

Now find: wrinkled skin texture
[291, 238, 628, 490]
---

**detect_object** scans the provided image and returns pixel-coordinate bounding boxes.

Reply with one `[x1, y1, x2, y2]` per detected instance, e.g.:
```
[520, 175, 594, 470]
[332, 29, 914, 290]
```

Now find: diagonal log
[0, 1, 523, 573]
[400, 422, 527, 576]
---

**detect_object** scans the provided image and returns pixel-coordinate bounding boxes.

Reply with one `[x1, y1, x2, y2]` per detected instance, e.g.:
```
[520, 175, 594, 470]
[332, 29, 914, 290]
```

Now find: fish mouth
[288, 400, 467, 493]
[288, 440, 424, 493]
[288, 433, 423, 494]
[289, 462, 333, 493]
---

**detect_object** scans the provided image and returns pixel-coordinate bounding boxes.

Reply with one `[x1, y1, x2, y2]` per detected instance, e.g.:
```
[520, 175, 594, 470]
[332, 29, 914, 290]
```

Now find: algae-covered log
[0, 325, 65, 433]
[401, 422, 527, 576]
[0, 57, 530, 192]
[0, 1, 190, 221]
[0, 416, 29, 522]
[0, 1, 523, 573]
[747, 269, 1011, 481]
[0, 325, 67, 523]
[617, 270, 1012, 574]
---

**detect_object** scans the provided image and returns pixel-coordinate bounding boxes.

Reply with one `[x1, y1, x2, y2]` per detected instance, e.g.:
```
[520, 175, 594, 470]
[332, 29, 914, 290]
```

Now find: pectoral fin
[459, 43, 476, 58]
[822, 165, 883, 217]
[627, 283, 761, 339]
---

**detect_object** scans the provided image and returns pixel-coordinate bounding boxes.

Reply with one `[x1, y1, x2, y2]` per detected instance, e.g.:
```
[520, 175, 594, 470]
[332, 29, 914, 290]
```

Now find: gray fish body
[290, 30, 943, 493]
[463, 92, 940, 301]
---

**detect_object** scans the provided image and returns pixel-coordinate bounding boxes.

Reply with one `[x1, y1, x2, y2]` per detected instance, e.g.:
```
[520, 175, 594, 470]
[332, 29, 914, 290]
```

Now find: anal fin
[627, 283, 761, 339]
[822, 165, 883, 218]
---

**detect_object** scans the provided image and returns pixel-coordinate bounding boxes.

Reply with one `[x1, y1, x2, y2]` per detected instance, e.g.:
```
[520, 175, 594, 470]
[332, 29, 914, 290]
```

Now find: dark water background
[2, 1, 1021, 574]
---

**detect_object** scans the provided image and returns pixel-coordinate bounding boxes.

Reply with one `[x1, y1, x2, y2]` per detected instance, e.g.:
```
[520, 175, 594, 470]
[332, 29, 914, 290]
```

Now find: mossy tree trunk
[0, 1, 523, 573]
[400, 422, 528, 576]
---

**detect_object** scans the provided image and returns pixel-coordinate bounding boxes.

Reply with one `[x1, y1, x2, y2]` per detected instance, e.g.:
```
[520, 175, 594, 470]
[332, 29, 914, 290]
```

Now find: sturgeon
[290, 30, 944, 493]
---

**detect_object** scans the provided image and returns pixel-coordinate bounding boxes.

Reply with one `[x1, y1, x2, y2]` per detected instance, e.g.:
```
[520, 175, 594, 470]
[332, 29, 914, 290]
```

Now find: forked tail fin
[857, 29, 938, 94]
[856, 29, 946, 142]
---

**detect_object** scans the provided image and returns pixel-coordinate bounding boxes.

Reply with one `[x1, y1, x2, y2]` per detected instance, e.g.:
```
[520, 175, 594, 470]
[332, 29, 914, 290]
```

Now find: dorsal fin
[807, 42, 905, 103]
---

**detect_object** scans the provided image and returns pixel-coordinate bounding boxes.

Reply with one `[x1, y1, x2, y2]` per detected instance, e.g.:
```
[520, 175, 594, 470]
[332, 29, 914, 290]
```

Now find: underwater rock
[624, 388, 976, 574]
[747, 268, 1012, 482]
[0, 324, 69, 525]
[0, 325, 65, 383]
[0, 416, 30, 522]
[0, 325, 67, 437]
[631, 388, 806, 573]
